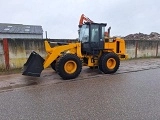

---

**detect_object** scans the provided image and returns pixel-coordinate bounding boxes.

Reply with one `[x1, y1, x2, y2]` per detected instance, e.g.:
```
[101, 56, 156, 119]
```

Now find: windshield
[79, 25, 89, 43]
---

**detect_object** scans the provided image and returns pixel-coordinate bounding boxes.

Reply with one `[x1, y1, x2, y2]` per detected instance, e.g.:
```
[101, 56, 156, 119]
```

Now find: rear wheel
[98, 53, 106, 71]
[56, 54, 82, 80]
[99, 53, 120, 74]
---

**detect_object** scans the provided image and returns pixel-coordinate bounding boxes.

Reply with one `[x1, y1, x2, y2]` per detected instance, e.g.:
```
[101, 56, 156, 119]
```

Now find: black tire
[56, 54, 82, 80]
[51, 61, 56, 71]
[100, 53, 120, 74]
[98, 53, 106, 72]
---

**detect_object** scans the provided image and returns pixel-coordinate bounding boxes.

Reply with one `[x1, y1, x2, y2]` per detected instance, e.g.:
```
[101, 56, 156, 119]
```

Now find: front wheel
[99, 53, 120, 74]
[51, 61, 56, 71]
[56, 54, 82, 80]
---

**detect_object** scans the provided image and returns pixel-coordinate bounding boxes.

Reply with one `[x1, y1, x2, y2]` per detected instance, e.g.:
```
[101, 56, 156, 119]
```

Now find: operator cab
[79, 22, 106, 55]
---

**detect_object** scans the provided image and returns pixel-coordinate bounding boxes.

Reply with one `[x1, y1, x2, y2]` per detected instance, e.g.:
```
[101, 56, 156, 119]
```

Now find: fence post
[135, 41, 138, 58]
[156, 42, 159, 57]
[3, 38, 10, 70]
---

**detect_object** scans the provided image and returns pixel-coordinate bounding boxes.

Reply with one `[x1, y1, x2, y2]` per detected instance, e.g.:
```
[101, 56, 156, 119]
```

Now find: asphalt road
[1, 68, 160, 120]
[1, 58, 160, 91]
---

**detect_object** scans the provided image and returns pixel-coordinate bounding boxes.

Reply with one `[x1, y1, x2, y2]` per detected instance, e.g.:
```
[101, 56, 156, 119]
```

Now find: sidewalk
[0, 58, 160, 92]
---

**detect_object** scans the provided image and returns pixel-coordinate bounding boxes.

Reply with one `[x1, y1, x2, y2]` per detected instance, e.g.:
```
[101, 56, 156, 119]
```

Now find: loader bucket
[22, 51, 45, 77]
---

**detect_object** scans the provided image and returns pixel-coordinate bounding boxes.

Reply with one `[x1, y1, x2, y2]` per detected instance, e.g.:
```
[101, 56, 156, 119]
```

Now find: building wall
[0, 33, 43, 39]
[0, 39, 160, 70]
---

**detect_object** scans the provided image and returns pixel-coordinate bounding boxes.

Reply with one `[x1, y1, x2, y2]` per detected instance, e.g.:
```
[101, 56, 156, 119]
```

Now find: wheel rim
[106, 58, 116, 69]
[64, 60, 77, 74]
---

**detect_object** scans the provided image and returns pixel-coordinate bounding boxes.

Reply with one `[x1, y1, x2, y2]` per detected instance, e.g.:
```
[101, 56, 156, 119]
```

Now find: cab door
[90, 24, 106, 55]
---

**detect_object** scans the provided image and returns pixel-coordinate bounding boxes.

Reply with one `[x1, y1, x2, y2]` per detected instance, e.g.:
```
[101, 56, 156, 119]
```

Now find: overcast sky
[0, 0, 160, 38]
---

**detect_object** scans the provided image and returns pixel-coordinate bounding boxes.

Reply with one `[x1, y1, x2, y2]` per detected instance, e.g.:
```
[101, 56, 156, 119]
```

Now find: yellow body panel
[104, 38, 128, 60]
[104, 38, 125, 53]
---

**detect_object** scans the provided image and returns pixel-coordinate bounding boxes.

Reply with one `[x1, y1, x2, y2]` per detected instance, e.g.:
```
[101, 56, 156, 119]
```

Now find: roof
[0, 23, 43, 34]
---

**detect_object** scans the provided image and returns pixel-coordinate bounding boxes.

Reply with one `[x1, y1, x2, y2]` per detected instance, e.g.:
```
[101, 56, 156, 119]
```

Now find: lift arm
[43, 41, 81, 68]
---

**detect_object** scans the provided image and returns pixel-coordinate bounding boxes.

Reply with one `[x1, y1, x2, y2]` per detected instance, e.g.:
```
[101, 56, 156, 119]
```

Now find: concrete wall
[8, 39, 46, 69]
[0, 38, 160, 70]
[137, 40, 158, 58]
[0, 39, 46, 70]
[125, 40, 136, 58]
[125, 40, 159, 58]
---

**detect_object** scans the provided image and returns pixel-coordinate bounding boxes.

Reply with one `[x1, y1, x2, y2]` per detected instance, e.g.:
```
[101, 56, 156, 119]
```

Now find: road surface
[0, 58, 160, 91]
[0, 68, 160, 120]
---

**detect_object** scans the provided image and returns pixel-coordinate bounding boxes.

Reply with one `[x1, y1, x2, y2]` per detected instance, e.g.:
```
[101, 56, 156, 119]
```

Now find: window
[91, 25, 99, 42]
[79, 25, 89, 43]
[101, 26, 105, 40]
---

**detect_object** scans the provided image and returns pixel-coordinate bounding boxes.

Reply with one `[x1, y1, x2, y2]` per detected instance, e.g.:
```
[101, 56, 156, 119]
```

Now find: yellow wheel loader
[22, 22, 128, 80]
